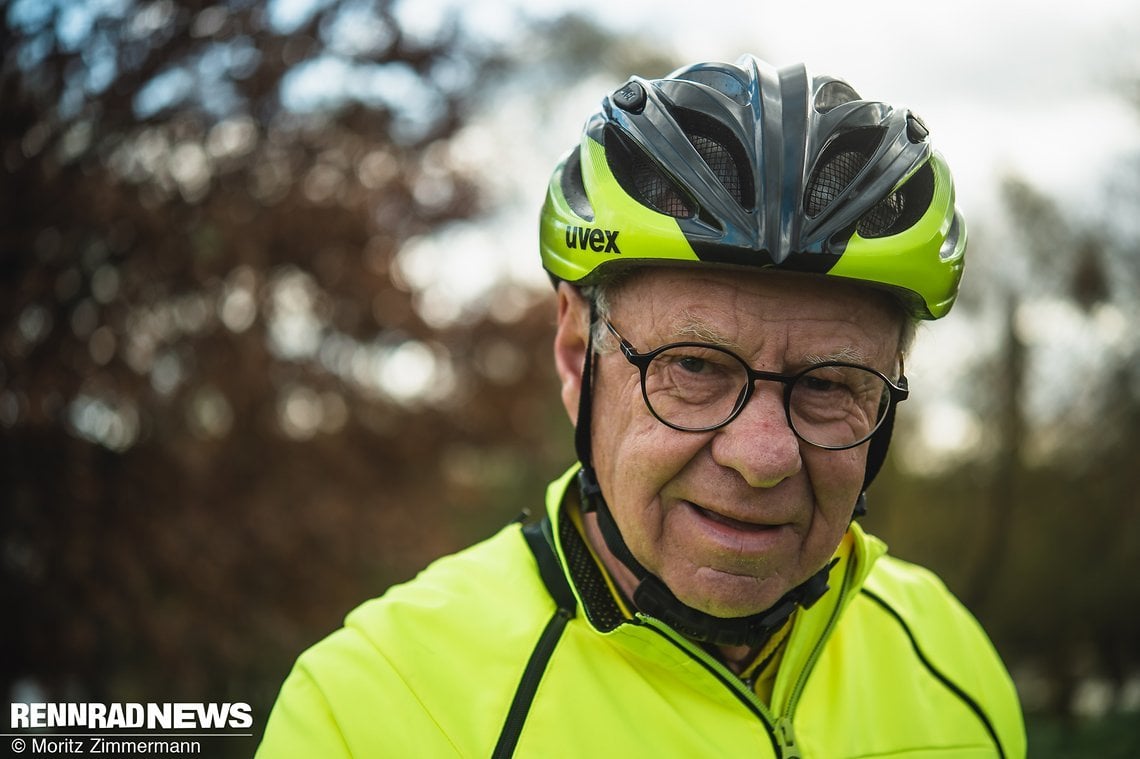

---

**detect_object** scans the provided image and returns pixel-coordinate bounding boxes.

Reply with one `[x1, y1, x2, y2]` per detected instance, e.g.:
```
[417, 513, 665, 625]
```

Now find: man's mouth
[691, 503, 777, 532]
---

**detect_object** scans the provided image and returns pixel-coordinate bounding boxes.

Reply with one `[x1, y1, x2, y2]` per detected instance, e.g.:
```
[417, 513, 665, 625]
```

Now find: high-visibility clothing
[258, 466, 1026, 758]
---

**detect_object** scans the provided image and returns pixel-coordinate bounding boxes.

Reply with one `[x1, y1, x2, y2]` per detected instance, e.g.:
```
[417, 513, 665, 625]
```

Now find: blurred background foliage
[1, 0, 1137, 755]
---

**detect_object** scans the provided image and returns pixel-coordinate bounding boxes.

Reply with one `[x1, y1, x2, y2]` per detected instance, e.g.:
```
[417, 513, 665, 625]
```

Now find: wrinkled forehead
[602, 266, 913, 348]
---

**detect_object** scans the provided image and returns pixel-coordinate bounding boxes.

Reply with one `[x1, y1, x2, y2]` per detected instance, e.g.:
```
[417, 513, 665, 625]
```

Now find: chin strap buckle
[797, 557, 839, 611]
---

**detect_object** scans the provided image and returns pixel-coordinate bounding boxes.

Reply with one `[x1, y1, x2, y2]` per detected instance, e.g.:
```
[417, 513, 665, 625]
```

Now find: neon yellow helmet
[539, 55, 966, 319]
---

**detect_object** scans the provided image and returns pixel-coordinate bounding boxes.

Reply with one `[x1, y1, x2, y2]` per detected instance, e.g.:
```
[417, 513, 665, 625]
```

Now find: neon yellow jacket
[258, 467, 1026, 758]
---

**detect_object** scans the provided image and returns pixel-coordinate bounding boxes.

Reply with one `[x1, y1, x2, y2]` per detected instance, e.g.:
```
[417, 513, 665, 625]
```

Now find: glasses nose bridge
[743, 365, 796, 403]
[734, 365, 797, 426]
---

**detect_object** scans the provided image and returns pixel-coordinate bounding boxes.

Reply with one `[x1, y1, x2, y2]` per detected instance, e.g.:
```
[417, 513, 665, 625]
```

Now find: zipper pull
[775, 717, 802, 759]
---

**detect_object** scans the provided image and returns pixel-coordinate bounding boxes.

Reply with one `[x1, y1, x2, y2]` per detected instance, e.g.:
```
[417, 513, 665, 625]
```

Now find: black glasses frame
[603, 319, 909, 450]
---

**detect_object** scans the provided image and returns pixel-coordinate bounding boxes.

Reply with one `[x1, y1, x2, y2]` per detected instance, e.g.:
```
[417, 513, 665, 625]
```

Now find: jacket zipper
[491, 607, 573, 759]
[639, 618, 785, 755]
[638, 555, 858, 759]
[784, 556, 858, 712]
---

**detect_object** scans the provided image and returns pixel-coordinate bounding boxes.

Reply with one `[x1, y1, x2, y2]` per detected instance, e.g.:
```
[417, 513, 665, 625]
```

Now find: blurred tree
[0, 0, 592, 736]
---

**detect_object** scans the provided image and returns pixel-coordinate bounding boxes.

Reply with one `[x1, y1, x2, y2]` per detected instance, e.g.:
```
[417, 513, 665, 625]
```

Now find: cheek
[589, 358, 663, 464]
[594, 410, 680, 505]
[589, 370, 705, 544]
[803, 446, 866, 521]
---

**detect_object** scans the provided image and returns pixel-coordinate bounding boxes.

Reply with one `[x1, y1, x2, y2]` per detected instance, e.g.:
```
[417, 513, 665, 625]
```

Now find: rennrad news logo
[10, 702, 253, 730]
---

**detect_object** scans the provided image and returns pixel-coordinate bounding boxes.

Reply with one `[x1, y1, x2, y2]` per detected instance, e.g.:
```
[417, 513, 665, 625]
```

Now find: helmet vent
[804, 127, 884, 218]
[806, 150, 870, 216]
[856, 191, 904, 237]
[676, 108, 753, 211]
[814, 80, 861, 113]
[691, 134, 742, 206]
[605, 124, 695, 218]
[857, 161, 935, 238]
[560, 147, 595, 221]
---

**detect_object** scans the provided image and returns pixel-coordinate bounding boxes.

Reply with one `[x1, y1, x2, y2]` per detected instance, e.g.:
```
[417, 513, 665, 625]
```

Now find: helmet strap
[580, 466, 835, 647]
[854, 395, 900, 519]
[573, 300, 601, 492]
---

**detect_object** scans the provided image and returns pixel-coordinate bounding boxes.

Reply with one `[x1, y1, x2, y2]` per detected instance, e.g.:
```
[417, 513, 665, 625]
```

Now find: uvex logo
[565, 225, 621, 255]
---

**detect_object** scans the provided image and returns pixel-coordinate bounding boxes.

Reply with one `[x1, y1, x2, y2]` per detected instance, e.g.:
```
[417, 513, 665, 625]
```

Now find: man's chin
[670, 571, 789, 620]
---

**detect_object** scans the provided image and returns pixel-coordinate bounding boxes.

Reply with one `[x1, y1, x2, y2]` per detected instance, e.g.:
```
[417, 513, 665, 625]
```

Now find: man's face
[556, 268, 903, 619]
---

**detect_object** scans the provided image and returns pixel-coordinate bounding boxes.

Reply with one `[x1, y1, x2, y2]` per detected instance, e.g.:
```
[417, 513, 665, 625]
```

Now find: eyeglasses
[603, 319, 908, 450]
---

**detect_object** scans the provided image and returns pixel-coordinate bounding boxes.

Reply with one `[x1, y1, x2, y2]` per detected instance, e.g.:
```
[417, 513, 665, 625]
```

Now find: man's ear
[553, 283, 589, 425]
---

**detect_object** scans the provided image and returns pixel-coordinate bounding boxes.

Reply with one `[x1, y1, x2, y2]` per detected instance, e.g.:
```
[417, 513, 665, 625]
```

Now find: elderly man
[258, 56, 1026, 757]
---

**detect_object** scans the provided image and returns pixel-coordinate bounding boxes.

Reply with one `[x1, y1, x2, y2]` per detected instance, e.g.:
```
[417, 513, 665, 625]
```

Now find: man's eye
[677, 356, 707, 373]
[801, 376, 840, 393]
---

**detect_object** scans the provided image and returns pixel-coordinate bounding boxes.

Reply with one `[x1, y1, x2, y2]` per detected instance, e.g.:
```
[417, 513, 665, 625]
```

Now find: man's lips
[688, 502, 782, 532]
[678, 500, 794, 557]
[668, 500, 797, 560]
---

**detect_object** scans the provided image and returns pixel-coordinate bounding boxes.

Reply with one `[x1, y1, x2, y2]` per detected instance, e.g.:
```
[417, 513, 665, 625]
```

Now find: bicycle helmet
[540, 55, 967, 648]
[540, 55, 965, 319]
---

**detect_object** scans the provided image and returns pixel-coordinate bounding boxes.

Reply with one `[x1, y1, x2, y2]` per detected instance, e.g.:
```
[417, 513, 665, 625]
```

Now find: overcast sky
[516, 0, 1140, 222]
[270, 0, 1140, 222]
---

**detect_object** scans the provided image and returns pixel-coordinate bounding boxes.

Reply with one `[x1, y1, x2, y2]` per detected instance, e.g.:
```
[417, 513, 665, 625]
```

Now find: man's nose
[708, 383, 802, 487]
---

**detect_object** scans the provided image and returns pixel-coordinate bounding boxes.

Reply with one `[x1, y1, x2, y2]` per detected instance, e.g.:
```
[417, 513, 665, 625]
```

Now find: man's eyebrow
[804, 346, 869, 365]
[670, 313, 745, 351]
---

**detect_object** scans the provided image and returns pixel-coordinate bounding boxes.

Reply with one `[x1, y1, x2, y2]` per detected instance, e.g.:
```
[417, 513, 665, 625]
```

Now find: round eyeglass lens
[640, 344, 750, 431]
[787, 364, 889, 448]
